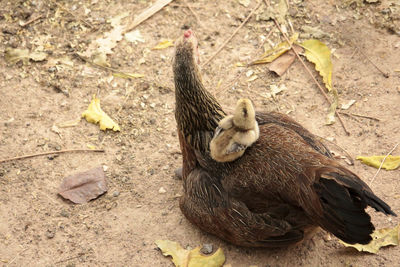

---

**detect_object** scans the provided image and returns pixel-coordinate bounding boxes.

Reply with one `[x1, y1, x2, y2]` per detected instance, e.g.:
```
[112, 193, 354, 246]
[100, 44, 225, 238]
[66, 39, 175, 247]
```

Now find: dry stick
[0, 149, 105, 164]
[6, 248, 28, 267]
[20, 14, 43, 27]
[54, 253, 86, 264]
[338, 111, 380, 121]
[124, 0, 174, 33]
[49, 0, 95, 29]
[369, 143, 399, 186]
[351, 41, 389, 78]
[273, 19, 350, 135]
[201, 0, 263, 67]
[184, 1, 205, 29]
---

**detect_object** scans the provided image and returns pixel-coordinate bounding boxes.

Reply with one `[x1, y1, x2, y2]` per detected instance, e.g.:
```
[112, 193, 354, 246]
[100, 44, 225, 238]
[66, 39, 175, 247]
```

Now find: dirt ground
[1, 0, 399, 266]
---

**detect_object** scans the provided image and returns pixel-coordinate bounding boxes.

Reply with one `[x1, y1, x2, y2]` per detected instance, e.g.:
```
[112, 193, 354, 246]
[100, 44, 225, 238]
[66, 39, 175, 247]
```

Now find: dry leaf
[301, 39, 338, 124]
[5, 48, 47, 64]
[301, 39, 333, 91]
[155, 240, 225, 267]
[92, 52, 110, 67]
[58, 166, 108, 204]
[96, 25, 125, 54]
[238, 0, 251, 7]
[268, 45, 303, 76]
[153, 40, 174, 50]
[113, 72, 144, 79]
[252, 33, 298, 65]
[341, 225, 400, 253]
[356, 155, 400, 170]
[341, 99, 356, 110]
[82, 95, 121, 131]
[125, 29, 145, 44]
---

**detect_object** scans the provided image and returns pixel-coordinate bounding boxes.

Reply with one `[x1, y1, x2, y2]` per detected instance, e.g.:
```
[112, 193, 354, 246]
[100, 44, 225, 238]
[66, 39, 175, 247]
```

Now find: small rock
[201, 243, 213, 254]
[45, 229, 55, 239]
[60, 209, 70, 218]
[158, 187, 166, 194]
[112, 191, 120, 197]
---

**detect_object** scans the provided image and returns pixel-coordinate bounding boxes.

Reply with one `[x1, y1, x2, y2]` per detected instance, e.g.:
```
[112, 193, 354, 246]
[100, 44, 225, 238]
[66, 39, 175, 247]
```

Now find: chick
[210, 98, 259, 162]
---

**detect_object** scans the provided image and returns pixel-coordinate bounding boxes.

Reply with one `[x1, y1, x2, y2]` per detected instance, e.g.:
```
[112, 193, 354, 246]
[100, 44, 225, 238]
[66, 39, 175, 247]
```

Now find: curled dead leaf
[356, 155, 400, 170]
[82, 95, 121, 131]
[252, 33, 298, 65]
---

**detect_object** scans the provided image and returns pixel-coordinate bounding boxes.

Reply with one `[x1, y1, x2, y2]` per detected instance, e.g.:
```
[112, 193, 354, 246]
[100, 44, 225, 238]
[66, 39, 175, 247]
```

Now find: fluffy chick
[210, 98, 259, 162]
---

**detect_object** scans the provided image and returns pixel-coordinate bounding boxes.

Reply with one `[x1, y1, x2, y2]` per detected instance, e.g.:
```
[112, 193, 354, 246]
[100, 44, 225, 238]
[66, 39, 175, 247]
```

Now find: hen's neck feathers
[174, 41, 225, 152]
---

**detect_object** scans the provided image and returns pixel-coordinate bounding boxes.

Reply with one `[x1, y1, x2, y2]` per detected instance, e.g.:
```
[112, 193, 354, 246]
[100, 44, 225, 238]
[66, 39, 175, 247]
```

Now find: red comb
[184, 29, 193, 38]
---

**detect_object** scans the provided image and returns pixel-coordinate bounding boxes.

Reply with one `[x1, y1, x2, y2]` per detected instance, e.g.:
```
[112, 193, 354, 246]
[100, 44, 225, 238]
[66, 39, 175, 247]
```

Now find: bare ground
[0, 0, 399, 266]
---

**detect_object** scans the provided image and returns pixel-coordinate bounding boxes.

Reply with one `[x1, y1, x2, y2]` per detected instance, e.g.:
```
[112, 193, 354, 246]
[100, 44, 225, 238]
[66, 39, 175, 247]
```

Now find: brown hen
[173, 29, 396, 247]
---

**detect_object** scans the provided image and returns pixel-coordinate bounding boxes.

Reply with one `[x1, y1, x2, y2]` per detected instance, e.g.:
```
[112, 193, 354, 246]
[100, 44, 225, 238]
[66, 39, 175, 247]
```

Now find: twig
[0, 149, 105, 164]
[351, 42, 389, 78]
[6, 248, 28, 267]
[201, 0, 263, 67]
[20, 14, 43, 27]
[184, 1, 205, 29]
[369, 143, 399, 186]
[54, 253, 85, 264]
[54, 253, 85, 265]
[49, 0, 95, 29]
[338, 111, 380, 121]
[124, 0, 174, 33]
[273, 19, 350, 135]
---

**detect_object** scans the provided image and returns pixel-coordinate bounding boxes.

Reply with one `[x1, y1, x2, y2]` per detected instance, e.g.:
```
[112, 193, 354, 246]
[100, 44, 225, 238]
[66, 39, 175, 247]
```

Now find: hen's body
[174, 30, 396, 247]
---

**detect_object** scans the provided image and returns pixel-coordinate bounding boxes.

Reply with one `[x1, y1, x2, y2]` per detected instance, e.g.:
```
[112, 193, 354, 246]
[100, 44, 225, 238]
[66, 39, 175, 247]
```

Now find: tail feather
[314, 177, 374, 244]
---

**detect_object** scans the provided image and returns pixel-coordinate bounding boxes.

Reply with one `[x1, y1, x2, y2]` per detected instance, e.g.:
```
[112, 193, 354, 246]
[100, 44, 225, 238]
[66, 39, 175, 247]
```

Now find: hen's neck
[174, 57, 225, 152]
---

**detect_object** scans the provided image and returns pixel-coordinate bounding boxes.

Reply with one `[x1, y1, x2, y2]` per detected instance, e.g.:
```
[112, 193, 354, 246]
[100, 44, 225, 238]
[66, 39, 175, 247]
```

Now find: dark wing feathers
[312, 169, 396, 244]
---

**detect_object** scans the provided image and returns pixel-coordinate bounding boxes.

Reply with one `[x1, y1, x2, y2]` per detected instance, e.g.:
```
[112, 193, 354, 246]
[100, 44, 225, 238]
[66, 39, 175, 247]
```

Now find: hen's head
[174, 29, 200, 66]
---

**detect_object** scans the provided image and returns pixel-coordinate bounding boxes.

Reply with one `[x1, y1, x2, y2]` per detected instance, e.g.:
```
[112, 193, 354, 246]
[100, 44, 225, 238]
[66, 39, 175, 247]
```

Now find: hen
[210, 98, 259, 162]
[173, 29, 396, 247]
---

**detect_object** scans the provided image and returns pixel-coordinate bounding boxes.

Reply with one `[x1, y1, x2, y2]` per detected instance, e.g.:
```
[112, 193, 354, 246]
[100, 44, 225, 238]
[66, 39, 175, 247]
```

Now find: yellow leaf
[155, 240, 225, 267]
[5, 48, 47, 64]
[152, 40, 174, 50]
[113, 72, 144, 79]
[301, 39, 339, 124]
[300, 39, 332, 91]
[356, 155, 400, 170]
[87, 144, 97, 150]
[82, 95, 120, 131]
[341, 225, 400, 253]
[252, 33, 298, 65]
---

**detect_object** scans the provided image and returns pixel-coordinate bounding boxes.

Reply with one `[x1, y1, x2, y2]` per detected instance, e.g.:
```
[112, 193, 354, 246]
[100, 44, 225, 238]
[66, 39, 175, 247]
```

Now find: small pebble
[112, 191, 120, 197]
[201, 243, 213, 254]
[158, 187, 166, 194]
[45, 229, 55, 239]
[60, 210, 70, 218]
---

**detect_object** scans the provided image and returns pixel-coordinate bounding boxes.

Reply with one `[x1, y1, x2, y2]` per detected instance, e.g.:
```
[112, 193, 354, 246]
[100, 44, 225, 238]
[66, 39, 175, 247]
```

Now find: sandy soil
[1, 0, 399, 266]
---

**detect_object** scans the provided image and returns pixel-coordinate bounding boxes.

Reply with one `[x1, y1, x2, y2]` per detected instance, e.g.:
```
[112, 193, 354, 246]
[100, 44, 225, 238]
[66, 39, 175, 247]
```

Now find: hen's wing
[180, 168, 309, 247]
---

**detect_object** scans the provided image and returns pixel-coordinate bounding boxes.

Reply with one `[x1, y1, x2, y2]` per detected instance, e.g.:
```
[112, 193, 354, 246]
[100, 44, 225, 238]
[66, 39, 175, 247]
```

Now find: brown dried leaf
[268, 45, 303, 76]
[58, 166, 107, 204]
